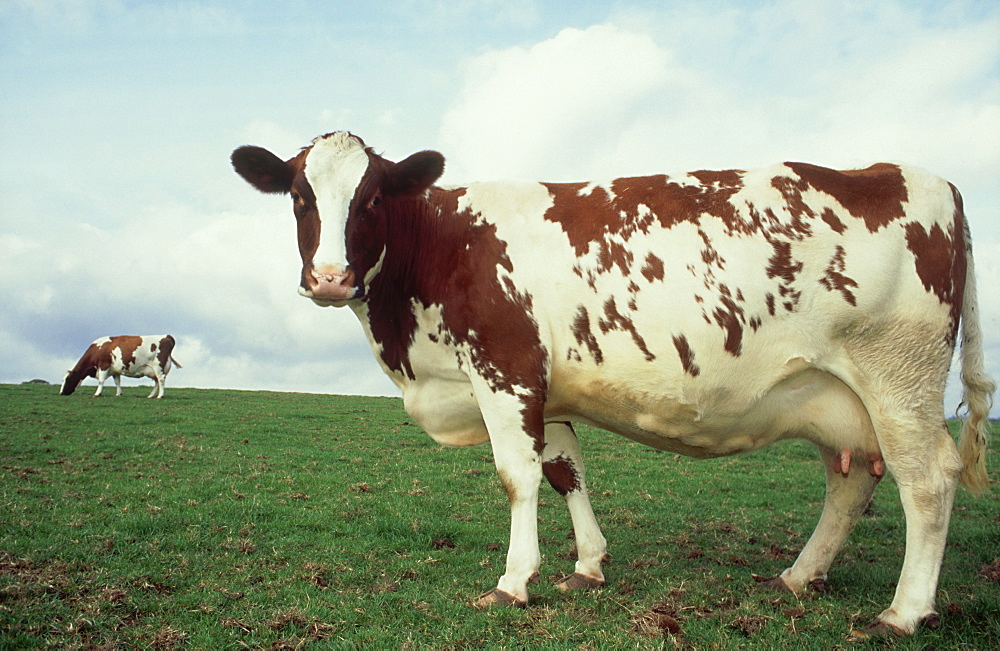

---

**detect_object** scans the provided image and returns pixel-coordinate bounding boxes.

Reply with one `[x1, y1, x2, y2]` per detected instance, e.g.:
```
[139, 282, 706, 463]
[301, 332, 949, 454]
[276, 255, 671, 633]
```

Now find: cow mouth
[301, 265, 358, 306]
[298, 286, 356, 307]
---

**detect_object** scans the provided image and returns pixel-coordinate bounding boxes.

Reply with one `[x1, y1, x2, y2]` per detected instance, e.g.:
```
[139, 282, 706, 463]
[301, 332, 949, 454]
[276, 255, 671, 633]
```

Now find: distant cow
[60, 335, 181, 398]
[232, 131, 994, 636]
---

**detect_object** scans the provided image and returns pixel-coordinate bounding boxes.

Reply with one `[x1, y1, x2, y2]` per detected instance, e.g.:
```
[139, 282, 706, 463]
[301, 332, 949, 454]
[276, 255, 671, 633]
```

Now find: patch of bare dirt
[633, 601, 682, 638]
[632, 589, 688, 639]
[730, 613, 769, 637]
[150, 625, 187, 649]
[302, 561, 332, 589]
[266, 607, 337, 647]
[978, 559, 1000, 583]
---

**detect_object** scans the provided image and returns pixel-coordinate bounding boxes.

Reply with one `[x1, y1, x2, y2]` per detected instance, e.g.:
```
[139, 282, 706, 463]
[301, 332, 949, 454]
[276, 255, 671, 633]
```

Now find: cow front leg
[472, 388, 546, 608]
[766, 446, 880, 594]
[542, 422, 608, 592]
[93, 369, 109, 397]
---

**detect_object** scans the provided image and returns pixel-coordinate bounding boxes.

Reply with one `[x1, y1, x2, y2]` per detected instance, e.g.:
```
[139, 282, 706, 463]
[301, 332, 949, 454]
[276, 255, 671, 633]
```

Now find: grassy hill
[1, 384, 997, 648]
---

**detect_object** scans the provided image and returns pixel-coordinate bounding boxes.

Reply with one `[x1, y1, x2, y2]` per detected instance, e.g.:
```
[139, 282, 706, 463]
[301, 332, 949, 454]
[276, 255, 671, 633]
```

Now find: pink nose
[304, 265, 356, 301]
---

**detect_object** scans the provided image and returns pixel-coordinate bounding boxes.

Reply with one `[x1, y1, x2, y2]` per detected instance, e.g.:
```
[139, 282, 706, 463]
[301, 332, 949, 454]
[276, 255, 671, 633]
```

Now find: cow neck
[361, 188, 462, 379]
[362, 185, 545, 401]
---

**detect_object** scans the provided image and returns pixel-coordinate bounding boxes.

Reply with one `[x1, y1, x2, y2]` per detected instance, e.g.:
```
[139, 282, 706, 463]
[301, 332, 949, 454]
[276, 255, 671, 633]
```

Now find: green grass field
[1, 383, 997, 649]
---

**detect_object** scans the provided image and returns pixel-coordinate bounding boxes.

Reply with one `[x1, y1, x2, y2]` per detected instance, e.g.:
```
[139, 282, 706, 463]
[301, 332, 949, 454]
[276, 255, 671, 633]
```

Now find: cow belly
[402, 377, 490, 447]
[549, 366, 877, 459]
[121, 365, 152, 379]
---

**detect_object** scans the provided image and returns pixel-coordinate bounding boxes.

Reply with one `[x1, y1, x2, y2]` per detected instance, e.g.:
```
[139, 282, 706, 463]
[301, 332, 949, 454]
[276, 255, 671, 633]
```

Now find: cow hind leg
[866, 414, 961, 635]
[541, 422, 608, 592]
[844, 320, 961, 635]
[762, 368, 883, 594]
[149, 371, 165, 398]
[767, 446, 880, 594]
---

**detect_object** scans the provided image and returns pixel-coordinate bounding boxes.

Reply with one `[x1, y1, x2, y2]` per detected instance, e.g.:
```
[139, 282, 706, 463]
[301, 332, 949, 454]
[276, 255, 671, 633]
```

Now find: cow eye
[369, 195, 382, 209]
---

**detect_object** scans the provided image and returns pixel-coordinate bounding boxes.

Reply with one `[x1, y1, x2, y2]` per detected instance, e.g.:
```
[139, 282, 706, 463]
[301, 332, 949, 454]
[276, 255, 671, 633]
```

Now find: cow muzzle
[300, 264, 358, 305]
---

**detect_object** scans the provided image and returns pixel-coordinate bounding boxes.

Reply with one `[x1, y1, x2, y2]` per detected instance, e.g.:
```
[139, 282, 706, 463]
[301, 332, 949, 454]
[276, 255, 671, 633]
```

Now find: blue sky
[1, 0, 998, 413]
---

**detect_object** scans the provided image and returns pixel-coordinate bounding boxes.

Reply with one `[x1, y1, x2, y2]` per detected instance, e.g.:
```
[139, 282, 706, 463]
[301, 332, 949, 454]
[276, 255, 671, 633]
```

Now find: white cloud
[437, 4, 999, 184]
[439, 24, 675, 181]
[803, 17, 1000, 176]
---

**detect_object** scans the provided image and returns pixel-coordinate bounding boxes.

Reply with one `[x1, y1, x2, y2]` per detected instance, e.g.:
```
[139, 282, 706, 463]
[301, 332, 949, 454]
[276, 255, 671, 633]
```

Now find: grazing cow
[231, 131, 993, 636]
[60, 335, 181, 399]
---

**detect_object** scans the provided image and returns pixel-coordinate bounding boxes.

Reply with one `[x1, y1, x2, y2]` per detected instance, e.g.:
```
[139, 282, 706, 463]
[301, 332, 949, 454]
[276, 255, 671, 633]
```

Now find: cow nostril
[309, 266, 353, 287]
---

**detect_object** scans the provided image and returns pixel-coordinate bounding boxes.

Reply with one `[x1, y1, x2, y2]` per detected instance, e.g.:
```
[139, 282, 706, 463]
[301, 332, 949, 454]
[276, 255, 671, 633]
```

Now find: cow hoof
[474, 588, 527, 609]
[852, 610, 940, 639]
[755, 574, 826, 594]
[849, 621, 907, 641]
[555, 572, 605, 592]
[807, 577, 828, 593]
[920, 613, 941, 629]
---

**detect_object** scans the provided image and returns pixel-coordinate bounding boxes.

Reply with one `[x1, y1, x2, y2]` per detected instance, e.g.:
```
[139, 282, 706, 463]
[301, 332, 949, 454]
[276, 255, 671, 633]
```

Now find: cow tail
[164, 335, 182, 368]
[956, 219, 995, 493]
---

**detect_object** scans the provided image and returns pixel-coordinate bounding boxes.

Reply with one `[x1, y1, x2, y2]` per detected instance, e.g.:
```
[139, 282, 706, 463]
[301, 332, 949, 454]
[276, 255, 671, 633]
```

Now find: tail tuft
[957, 373, 994, 494]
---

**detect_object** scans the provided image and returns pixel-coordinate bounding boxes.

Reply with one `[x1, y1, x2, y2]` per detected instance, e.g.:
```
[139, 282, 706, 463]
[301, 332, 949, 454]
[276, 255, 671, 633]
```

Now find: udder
[757, 367, 883, 473]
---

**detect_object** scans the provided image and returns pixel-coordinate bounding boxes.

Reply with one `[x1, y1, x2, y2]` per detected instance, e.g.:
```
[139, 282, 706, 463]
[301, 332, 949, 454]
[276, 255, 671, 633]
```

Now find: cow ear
[386, 150, 445, 196]
[231, 145, 295, 195]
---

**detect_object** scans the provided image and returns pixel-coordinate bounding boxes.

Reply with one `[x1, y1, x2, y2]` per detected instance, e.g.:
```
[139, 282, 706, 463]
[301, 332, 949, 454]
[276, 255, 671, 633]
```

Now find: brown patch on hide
[598, 298, 655, 361]
[571, 306, 603, 364]
[672, 334, 700, 377]
[904, 188, 967, 344]
[640, 253, 665, 282]
[542, 171, 744, 281]
[784, 162, 908, 232]
[821, 207, 847, 234]
[819, 245, 858, 305]
[543, 455, 581, 496]
[766, 241, 802, 313]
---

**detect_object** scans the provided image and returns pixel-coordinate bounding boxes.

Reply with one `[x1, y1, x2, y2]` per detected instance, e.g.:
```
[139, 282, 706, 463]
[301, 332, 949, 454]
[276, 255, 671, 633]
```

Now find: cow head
[231, 132, 445, 306]
[59, 371, 78, 395]
[59, 366, 93, 396]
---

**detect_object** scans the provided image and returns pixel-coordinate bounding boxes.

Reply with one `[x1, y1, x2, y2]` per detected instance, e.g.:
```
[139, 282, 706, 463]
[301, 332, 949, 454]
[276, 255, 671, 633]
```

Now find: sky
[1, 0, 998, 417]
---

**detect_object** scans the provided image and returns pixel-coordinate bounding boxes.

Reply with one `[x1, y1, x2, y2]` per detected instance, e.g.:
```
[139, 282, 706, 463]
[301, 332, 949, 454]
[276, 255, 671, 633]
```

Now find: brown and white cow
[60, 335, 181, 398]
[232, 131, 993, 635]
